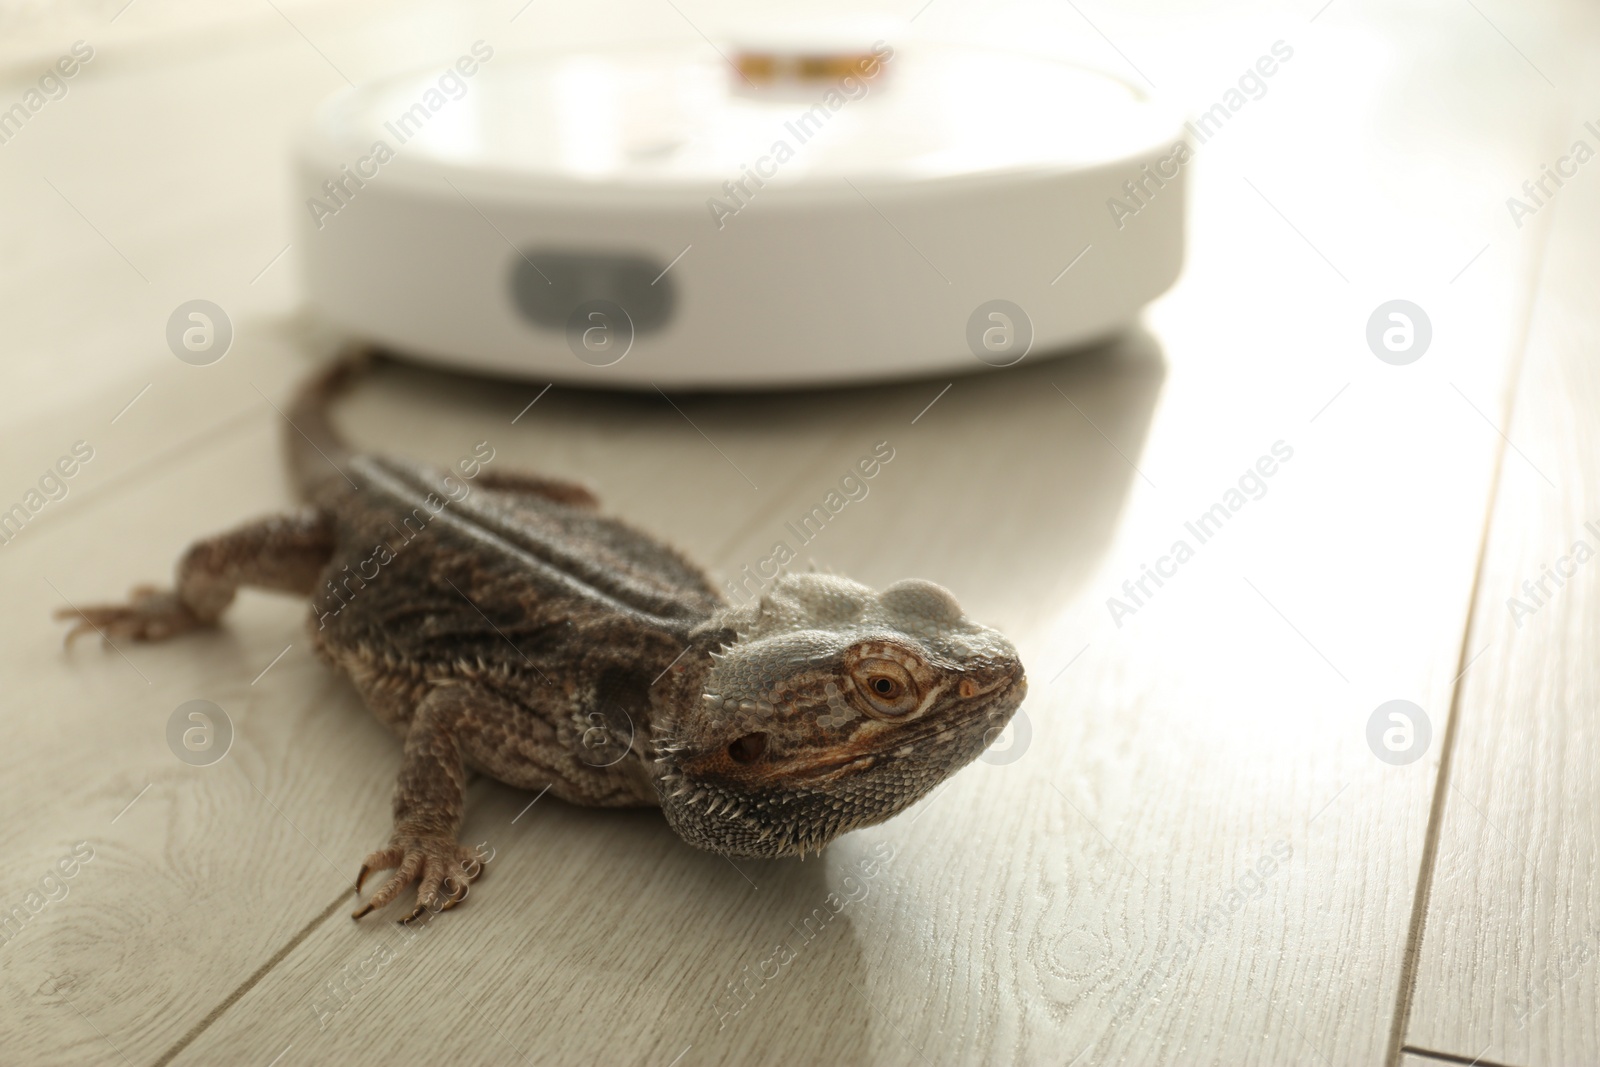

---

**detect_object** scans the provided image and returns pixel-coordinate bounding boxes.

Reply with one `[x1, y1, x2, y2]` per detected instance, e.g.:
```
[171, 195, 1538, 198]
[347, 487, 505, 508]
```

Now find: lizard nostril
[959, 679, 979, 699]
[728, 732, 767, 764]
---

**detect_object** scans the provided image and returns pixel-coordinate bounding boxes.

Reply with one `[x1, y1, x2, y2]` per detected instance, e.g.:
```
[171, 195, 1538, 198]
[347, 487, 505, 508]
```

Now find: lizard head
[651, 573, 1025, 858]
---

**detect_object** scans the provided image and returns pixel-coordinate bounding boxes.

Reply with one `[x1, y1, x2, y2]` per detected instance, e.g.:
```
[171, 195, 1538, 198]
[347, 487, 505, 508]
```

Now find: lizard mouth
[783, 669, 1027, 781]
[659, 671, 1026, 858]
[659, 666, 1026, 822]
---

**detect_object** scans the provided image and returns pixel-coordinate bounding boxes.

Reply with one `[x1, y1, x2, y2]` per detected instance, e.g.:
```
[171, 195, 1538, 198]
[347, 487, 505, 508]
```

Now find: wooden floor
[3, 1, 1599, 1064]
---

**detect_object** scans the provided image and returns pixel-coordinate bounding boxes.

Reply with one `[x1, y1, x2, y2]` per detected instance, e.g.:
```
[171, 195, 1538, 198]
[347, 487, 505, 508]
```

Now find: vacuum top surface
[303, 42, 1176, 197]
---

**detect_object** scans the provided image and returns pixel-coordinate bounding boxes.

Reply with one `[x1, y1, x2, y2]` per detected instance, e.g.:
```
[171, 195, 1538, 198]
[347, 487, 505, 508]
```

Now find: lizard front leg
[57, 508, 333, 645]
[353, 683, 488, 923]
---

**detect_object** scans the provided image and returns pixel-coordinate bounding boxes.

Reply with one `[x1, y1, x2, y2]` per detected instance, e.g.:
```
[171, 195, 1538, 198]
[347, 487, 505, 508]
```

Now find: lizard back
[292, 357, 725, 807]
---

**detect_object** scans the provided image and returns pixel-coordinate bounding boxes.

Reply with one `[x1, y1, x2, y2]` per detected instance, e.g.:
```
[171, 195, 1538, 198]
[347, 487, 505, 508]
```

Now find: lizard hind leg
[56, 508, 334, 646]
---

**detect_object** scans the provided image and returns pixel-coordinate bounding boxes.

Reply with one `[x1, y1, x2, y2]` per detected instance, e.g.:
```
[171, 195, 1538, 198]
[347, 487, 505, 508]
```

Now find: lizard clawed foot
[55, 586, 206, 647]
[351, 832, 484, 923]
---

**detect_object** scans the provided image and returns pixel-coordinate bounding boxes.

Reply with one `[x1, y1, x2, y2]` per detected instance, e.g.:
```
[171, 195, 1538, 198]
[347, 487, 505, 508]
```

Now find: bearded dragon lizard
[59, 353, 1027, 921]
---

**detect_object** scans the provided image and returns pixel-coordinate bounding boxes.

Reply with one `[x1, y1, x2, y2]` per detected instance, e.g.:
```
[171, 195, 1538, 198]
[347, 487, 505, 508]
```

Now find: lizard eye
[728, 732, 767, 764]
[850, 659, 919, 719]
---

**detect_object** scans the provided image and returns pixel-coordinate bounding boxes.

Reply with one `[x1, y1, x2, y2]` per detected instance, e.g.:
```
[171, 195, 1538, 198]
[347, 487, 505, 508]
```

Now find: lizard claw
[55, 587, 205, 647]
[397, 878, 465, 924]
[350, 834, 483, 921]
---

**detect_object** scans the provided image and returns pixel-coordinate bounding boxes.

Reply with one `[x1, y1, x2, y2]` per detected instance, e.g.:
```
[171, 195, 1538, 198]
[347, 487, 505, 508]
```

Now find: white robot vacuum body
[296, 41, 1186, 388]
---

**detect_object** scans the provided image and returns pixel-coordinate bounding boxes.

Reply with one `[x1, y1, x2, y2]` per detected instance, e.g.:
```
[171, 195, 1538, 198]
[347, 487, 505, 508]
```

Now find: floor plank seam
[149, 889, 351, 1067]
[1380, 186, 1562, 1067]
[1400, 1043, 1524, 1067]
[33, 400, 266, 541]
[142, 682, 500, 1063]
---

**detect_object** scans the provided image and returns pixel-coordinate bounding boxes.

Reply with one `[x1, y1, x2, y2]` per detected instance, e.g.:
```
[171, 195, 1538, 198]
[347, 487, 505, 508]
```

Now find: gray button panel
[510, 250, 675, 334]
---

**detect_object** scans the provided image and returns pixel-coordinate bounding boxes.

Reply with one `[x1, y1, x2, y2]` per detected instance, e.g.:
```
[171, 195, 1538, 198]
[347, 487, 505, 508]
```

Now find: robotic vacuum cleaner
[295, 37, 1186, 388]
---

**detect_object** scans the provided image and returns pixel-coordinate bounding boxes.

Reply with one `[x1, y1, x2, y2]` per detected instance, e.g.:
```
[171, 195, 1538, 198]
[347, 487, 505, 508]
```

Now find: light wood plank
[170, 10, 1576, 1067]
[0, 402, 400, 1066]
[1404, 65, 1600, 1067]
[0, 1, 1591, 1065]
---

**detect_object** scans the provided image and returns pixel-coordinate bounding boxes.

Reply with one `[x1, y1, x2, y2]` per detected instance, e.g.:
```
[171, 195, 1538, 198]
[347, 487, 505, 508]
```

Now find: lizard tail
[285, 345, 373, 503]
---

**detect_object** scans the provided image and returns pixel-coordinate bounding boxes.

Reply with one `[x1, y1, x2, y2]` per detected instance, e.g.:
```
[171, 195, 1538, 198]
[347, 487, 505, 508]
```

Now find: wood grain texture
[0, 405, 399, 1065]
[1403, 62, 1600, 1067]
[0, 1, 1594, 1065]
[176, 21, 1564, 1060]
